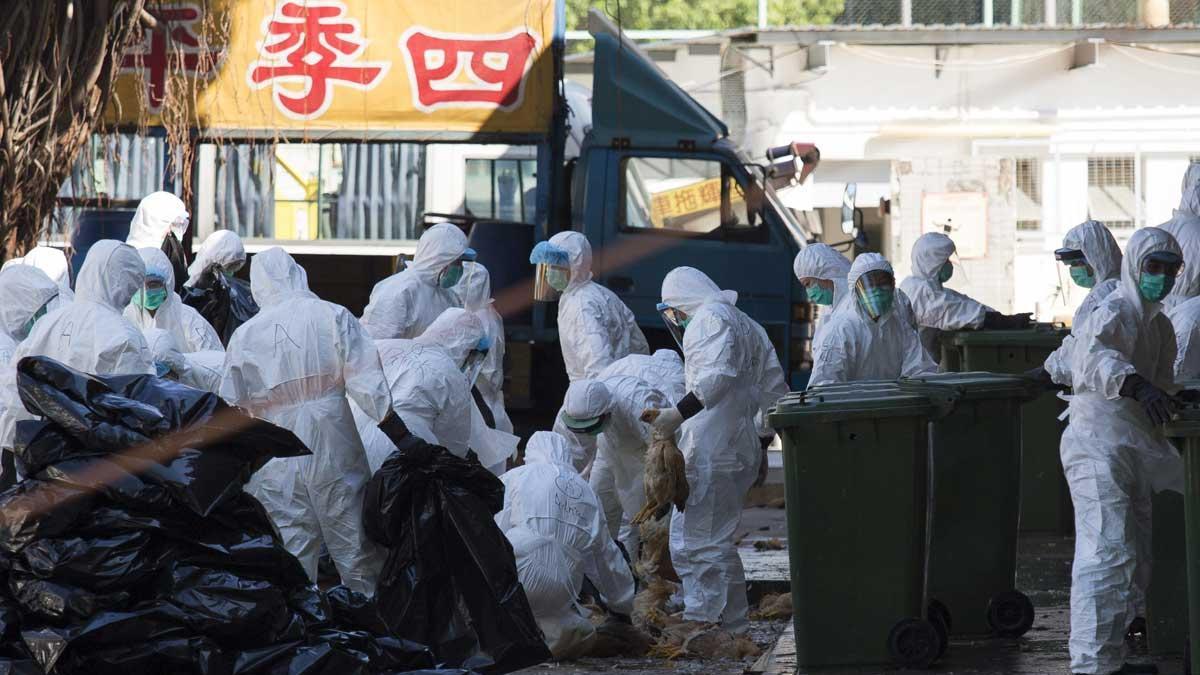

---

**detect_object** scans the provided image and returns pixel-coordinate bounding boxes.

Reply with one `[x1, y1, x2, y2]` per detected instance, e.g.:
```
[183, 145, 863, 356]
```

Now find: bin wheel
[927, 599, 952, 659]
[887, 617, 944, 669]
[927, 598, 953, 635]
[987, 590, 1035, 637]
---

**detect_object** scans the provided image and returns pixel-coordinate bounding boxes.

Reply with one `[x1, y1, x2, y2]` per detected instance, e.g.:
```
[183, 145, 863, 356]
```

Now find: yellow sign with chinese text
[105, 0, 558, 137]
[649, 178, 743, 228]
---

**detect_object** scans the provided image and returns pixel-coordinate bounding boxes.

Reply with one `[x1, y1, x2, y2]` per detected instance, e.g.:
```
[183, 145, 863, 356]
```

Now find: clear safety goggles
[657, 302, 689, 350]
[461, 334, 492, 389]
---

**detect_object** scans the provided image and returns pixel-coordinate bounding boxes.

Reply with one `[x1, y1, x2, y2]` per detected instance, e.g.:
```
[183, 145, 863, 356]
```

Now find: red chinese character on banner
[246, 1, 389, 120]
[401, 27, 539, 112]
[119, 3, 223, 113]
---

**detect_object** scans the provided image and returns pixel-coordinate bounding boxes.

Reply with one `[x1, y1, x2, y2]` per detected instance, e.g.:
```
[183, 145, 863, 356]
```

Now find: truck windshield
[733, 148, 813, 246]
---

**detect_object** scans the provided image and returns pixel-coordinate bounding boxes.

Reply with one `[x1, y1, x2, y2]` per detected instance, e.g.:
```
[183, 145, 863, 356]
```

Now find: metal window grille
[1015, 158, 1042, 231]
[833, 0, 1200, 26]
[1087, 156, 1137, 229]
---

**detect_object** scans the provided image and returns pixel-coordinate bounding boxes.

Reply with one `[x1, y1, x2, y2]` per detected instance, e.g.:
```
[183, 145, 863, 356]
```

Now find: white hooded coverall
[143, 328, 224, 394]
[563, 375, 667, 556]
[497, 431, 636, 658]
[220, 247, 387, 594]
[900, 232, 993, 357]
[353, 308, 483, 471]
[504, 527, 596, 660]
[456, 261, 514, 434]
[793, 243, 851, 342]
[127, 191, 190, 249]
[361, 223, 466, 340]
[808, 254, 936, 387]
[0, 240, 155, 449]
[186, 230, 247, 287]
[125, 248, 223, 354]
[661, 266, 767, 633]
[1060, 226, 1184, 675]
[1163, 224, 1200, 381]
[13, 246, 74, 304]
[0, 266, 62, 448]
[1045, 221, 1124, 387]
[1156, 161, 1200, 252]
[601, 350, 686, 408]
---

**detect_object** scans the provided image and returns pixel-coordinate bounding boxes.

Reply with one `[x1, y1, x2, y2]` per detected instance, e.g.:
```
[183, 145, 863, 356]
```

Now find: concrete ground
[516, 450, 1188, 674]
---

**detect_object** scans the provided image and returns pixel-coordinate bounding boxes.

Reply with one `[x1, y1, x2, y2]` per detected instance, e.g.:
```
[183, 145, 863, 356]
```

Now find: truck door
[591, 149, 798, 366]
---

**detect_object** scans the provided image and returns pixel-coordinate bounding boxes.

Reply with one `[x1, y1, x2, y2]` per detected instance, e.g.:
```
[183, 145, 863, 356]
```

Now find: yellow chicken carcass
[633, 409, 689, 525]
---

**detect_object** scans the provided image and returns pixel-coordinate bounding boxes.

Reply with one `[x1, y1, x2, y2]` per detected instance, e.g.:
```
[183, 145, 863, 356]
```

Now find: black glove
[1021, 366, 1067, 392]
[983, 311, 1033, 330]
[1120, 374, 1175, 426]
[377, 410, 412, 447]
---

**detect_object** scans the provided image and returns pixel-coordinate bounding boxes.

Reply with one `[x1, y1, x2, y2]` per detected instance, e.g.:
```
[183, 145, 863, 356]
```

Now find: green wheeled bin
[769, 384, 957, 669]
[902, 372, 1037, 638]
[1161, 402, 1200, 673]
[943, 325, 1073, 534]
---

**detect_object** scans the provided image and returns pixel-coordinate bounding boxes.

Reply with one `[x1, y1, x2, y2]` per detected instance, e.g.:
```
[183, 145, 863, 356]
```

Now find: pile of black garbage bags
[0, 356, 527, 675]
[182, 268, 259, 347]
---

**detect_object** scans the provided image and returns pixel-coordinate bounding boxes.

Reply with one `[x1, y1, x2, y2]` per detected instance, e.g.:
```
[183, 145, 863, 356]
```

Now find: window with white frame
[1014, 158, 1042, 232]
[1087, 156, 1137, 229]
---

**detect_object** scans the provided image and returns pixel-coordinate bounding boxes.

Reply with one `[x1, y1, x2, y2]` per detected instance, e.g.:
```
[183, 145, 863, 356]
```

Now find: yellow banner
[649, 178, 742, 228]
[106, 0, 557, 136]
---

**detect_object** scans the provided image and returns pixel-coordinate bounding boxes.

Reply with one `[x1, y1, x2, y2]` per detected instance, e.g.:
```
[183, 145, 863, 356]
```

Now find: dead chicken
[633, 409, 690, 525]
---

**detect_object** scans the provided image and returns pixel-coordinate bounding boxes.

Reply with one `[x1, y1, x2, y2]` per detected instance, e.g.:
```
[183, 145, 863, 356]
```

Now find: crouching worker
[498, 431, 639, 659]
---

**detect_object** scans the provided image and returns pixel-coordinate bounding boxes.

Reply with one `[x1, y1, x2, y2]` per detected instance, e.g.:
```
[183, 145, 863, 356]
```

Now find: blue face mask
[439, 262, 464, 289]
[806, 284, 834, 306]
[546, 268, 571, 292]
[1070, 265, 1096, 289]
[938, 262, 954, 284]
[133, 286, 169, 311]
[858, 287, 895, 321]
[1139, 272, 1175, 303]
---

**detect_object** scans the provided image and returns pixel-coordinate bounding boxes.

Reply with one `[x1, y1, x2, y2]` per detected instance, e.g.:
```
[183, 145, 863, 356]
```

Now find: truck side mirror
[841, 183, 858, 235]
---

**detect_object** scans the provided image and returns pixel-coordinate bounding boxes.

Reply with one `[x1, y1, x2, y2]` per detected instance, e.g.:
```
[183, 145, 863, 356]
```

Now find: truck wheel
[927, 599, 952, 659]
[987, 590, 1035, 637]
[887, 617, 943, 668]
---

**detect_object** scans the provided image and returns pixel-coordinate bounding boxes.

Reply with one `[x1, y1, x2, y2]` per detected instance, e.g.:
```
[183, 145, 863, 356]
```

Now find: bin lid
[1165, 383, 1200, 437]
[900, 371, 1035, 401]
[949, 323, 1068, 348]
[769, 381, 954, 427]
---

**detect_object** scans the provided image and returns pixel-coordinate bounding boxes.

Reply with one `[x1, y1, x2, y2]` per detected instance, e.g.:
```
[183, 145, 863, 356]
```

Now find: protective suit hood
[250, 247, 312, 307]
[127, 191, 190, 248]
[20, 246, 73, 297]
[187, 230, 245, 286]
[0, 266, 59, 340]
[793, 244, 850, 306]
[1121, 227, 1182, 321]
[456, 261, 493, 311]
[1064, 220, 1122, 283]
[410, 223, 468, 285]
[548, 231, 593, 290]
[524, 431, 577, 468]
[414, 307, 485, 365]
[661, 266, 738, 315]
[1169, 224, 1200, 301]
[911, 232, 956, 283]
[846, 253, 894, 320]
[139, 247, 176, 290]
[76, 240, 144, 311]
[563, 379, 614, 419]
[1178, 162, 1200, 217]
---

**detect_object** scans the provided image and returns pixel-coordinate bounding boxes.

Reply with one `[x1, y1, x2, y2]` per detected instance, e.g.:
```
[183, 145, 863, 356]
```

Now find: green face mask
[20, 302, 51, 339]
[806, 284, 834, 306]
[938, 262, 954, 284]
[858, 287, 895, 321]
[1139, 272, 1175, 303]
[1070, 265, 1096, 289]
[133, 286, 169, 311]
[439, 263, 464, 289]
[547, 268, 570, 292]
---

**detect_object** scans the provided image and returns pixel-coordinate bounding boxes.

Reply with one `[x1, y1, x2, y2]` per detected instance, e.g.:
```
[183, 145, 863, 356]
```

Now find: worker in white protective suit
[125, 248, 222, 354]
[793, 243, 850, 340]
[0, 241, 155, 450]
[496, 431, 636, 658]
[559, 376, 666, 556]
[127, 191, 191, 294]
[1169, 224, 1200, 381]
[1155, 161, 1200, 250]
[504, 527, 597, 660]
[901, 232, 1030, 358]
[601, 349, 686, 406]
[455, 261, 513, 434]
[808, 254, 937, 388]
[1035, 221, 1124, 389]
[185, 230, 246, 287]
[11, 246, 74, 303]
[1060, 227, 1185, 675]
[143, 328, 224, 393]
[352, 308, 484, 471]
[220, 247, 388, 594]
[361, 223, 471, 340]
[538, 232, 648, 380]
[641, 267, 771, 633]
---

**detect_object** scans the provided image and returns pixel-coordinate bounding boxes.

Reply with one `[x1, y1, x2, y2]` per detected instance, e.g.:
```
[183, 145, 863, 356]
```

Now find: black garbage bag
[362, 433, 550, 674]
[13, 530, 158, 594]
[182, 268, 259, 347]
[325, 585, 388, 635]
[0, 481, 93, 555]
